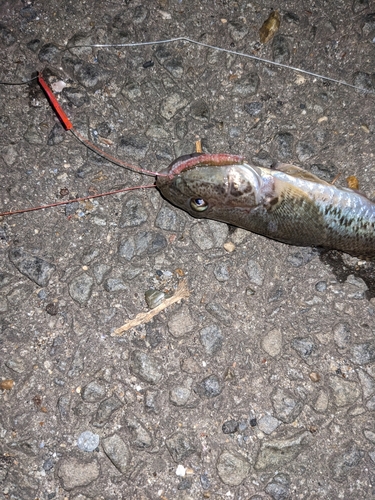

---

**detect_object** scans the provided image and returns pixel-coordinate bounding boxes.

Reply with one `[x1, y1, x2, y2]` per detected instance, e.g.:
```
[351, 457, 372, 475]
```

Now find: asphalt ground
[1, 1, 375, 499]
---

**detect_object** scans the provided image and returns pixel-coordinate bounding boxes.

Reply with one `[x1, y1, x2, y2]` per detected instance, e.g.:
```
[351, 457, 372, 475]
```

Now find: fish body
[156, 153, 375, 259]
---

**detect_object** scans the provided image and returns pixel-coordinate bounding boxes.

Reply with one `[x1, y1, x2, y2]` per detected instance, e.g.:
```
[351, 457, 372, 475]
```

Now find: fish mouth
[159, 153, 246, 177]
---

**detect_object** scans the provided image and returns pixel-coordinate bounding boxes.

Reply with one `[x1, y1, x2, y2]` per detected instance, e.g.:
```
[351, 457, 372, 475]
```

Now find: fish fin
[253, 179, 326, 246]
[273, 163, 331, 185]
[263, 179, 315, 214]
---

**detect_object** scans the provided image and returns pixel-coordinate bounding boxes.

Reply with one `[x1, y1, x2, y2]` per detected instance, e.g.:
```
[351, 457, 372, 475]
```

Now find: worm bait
[156, 153, 375, 259]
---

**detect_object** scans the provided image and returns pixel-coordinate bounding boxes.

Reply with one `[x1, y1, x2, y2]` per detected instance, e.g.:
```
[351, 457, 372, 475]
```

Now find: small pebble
[200, 472, 211, 489]
[143, 60, 154, 68]
[145, 289, 167, 309]
[258, 415, 280, 434]
[200, 324, 223, 355]
[176, 464, 186, 477]
[46, 302, 58, 316]
[309, 372, 321, 383]
[315, 281, 327, 292]
[222, 419, 239, 434]
[195, 374, 223, 398]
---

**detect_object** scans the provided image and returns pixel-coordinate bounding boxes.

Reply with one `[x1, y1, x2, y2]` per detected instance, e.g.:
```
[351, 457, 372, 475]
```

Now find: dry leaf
[259, 11, 281, 44]
[346, 175, 359, 190]
[0, 379, 14, 390]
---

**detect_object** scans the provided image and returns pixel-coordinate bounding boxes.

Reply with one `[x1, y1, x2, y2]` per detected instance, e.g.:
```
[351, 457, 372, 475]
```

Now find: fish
[156, 153, 375, 259]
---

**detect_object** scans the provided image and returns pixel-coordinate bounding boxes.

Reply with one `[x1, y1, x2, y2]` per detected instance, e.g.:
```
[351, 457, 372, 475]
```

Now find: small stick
[330, 172, 342, 185]
[195, 139, 202, 153]
[112, 279, 190, 336]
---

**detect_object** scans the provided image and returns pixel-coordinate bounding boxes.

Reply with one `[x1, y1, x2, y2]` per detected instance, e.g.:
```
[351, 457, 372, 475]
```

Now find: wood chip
[112, 279, 190, 336]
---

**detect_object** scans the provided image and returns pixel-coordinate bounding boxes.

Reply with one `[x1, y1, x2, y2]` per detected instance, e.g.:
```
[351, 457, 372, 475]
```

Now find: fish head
[156, 153, 265, 221]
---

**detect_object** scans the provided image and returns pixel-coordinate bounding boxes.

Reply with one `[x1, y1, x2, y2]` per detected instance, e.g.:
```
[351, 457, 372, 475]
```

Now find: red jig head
[37, 73, 73, 130]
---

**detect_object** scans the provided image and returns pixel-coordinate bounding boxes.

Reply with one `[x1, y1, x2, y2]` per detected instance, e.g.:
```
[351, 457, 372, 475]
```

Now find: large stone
[168, 306, 196, 338]
[291, 337, 315, 358]
[68, 274, 94, 305]
[67, 349, 84, 378]
[350, 342, 375, 365]
[329, 377, 361, 407]
[9, 247, 55, 286]
[92, 395, 123, 428]
[255, 432, 311, 470]
[313, 390, 329, 413]
[217, 450, 250, 486]
[81, 380, 107, 403]
[265, 473, 291, 500]
[155, 205, 186, 232]
[205, 302, 232, 326]
[119, 196, 148, 228]
[329, 442, 364, 482]
[102, 434, 132, 475]
[130, 350, 163, 384]
[190, 220, 228, 250]
[271, 387, 304, 423]
[160, 93, 188, 120]
[57, 456, 100, 490]
[125, 417, 153, 449]
[262, 329, 282, 357]
[258, 415, 281, 435]
[166, 432, 196, 462]
[200, 324, 223, 355]
[246, 259, 265, 286]
[195, 374, 223, 398]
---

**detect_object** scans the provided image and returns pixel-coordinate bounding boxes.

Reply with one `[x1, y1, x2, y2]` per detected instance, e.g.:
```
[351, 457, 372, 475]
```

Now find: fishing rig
[0, 36, 374, 218]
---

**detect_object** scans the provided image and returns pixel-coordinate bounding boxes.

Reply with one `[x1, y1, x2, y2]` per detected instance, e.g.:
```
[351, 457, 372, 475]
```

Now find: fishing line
[0, 37, 371, 93]
[0, 184, 156, 218]
[80, 36, 373, 95]
[0, 75, 38, 85]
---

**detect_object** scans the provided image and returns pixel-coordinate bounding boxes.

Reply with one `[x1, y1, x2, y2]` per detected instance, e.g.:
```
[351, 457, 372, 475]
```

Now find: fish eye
[190, 197, 208, 212]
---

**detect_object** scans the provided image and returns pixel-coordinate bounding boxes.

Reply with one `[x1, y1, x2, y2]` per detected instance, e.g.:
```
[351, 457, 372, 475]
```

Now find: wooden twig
[112, 279, 190, 336]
